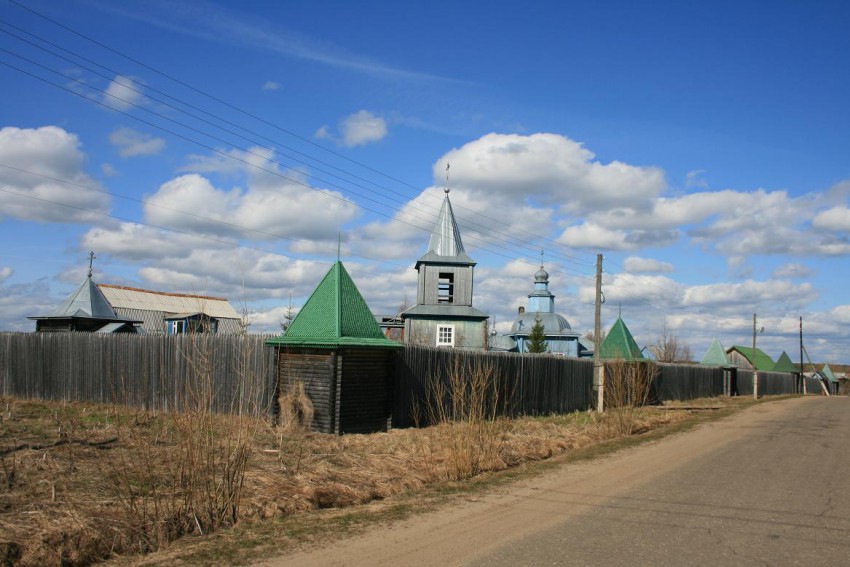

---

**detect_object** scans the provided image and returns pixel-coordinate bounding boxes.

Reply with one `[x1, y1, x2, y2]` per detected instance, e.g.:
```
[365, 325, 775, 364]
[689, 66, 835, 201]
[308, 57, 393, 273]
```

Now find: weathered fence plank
[0, 332, 276, 416]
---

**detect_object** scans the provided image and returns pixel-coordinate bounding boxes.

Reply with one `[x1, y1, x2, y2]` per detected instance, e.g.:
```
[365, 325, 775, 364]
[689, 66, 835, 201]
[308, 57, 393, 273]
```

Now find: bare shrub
[603, 360, 656, 436]
[275, 381, 313, 474]
[108, 334, 261, 552]
[422, 355, 507, 480]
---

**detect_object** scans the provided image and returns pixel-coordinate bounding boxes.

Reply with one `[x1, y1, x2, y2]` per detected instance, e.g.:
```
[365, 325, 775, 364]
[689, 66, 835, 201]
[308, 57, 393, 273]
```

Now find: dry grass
[0, 392, 743, 566]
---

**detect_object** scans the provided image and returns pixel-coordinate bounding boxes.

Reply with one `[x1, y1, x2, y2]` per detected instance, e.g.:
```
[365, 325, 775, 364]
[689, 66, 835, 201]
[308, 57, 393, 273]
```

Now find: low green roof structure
[772, 351, 799, 373]
[727, 346, 775, 371]
[599, 317, 644, 360]
[700, 338, 732, 366]
[266, 261, 402, 349]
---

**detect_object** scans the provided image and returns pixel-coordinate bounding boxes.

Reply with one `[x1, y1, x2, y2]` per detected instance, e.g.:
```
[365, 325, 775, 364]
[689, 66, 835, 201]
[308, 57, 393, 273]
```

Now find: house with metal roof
[726, 346, 775, 371]
[599, 317, 644, 360]
[401, 186, 489, 349]
[267, 261, 402, 434]
[28, 262, 140, 333]
[98, 284, 242, 335]
[502, 262, 587, 356]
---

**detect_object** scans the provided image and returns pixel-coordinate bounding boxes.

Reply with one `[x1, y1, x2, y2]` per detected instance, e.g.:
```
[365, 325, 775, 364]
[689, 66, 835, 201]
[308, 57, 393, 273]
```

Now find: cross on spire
[540, 249, 544, 267]
[445, 162, 450, 195]
[87, 251, 96, 278]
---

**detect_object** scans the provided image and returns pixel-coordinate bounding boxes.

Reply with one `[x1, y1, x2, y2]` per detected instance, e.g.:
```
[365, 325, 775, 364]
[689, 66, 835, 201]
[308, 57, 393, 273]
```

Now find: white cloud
[0, 280, 54, 332]
[340, 110, 388, 147]
[100, 163, 118, 177]
[437, 133, 666, 213]
[683, 279, 817, 308]
[81, 222, 229, 261]
[109, 127, 165, 157]
[0, 267, 12, 283]
[623, 256, 674, 274]
[772, 263, 813, 279]
[812, 206, 850, 231]
[314, 125, 331, 140]
[261, 81, 280, 91]
[102, 75, 147, 111]
[558, 222, 678, 251]
[0, 126, 110, 223]
[144, 172, 359, 241]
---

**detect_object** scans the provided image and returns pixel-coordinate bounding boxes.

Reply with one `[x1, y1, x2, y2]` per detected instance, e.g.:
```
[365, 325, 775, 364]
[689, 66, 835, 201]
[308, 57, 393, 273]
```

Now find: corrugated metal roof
[99, 284, 240, 319]
[267, 261, 401, 349]
[599, 317, 644, 360]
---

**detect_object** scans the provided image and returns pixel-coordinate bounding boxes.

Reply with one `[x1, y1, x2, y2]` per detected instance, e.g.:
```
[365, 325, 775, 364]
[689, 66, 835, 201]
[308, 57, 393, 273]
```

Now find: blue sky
[1, 0, 848, 363]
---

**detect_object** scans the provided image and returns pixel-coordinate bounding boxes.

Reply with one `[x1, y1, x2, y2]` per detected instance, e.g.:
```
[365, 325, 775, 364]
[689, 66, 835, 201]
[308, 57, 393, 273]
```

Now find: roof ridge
[99, 283, 228, 302]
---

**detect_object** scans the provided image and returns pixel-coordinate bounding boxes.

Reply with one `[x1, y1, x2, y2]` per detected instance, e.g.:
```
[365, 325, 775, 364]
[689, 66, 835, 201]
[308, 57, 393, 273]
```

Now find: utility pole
[752, 313, 759, 399]
[800, 316, 806, 395]
[593, 254, 604, 412]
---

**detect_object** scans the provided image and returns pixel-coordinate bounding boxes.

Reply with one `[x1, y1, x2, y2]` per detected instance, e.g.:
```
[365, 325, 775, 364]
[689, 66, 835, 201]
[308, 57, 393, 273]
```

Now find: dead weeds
[0, 394, 754, 566]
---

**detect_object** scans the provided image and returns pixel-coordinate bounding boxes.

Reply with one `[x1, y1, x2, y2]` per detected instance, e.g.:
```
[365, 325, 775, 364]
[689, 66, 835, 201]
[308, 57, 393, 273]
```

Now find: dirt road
[261, 397, 850, 566]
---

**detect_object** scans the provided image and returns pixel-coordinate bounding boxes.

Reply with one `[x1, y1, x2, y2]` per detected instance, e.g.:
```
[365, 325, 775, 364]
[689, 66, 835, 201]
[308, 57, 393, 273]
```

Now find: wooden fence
[0, 332, 277, 416]
[653, 363, 725, 401]
[1, 333, 814, 427]
[393, 346, 594, 427]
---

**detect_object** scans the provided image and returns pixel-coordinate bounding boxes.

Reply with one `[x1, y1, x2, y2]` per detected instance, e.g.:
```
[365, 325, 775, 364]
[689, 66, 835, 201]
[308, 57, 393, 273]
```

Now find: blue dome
[510, 311, 573, 335]
[534, 266, 549, 282]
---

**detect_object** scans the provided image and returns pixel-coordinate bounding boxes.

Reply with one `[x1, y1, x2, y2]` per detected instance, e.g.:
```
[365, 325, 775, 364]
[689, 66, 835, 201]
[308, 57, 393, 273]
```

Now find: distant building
[98, 284, 242, 335]
[726, 346, 775, 371]
[599, 317, 644, 360]
[28, 254, 141, 333]
[401, 186, 489, 349]
[502, 263, 588, 356]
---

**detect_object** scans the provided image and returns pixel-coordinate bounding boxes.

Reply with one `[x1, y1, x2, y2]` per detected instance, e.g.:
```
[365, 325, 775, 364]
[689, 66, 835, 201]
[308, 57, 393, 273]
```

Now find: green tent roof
[599, 317, 644, 360]
[700, 338, 732, 366]
[266, 261, 402, 349]
[728, 346, 775, 371]
[772, 351, 798, 373]
[821, 364, 838, 383]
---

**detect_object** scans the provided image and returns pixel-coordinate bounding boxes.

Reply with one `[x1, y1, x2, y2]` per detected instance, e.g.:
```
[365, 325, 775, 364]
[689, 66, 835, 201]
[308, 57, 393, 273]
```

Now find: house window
[438, 272, 454, 304]
[171, 320, 185, 334]
[437, 325, 454, 347]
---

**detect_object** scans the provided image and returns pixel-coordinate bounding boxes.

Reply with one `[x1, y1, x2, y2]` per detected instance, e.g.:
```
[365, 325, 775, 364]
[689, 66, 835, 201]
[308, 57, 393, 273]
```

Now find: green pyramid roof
[728, 346, 775, 371]
[772, 351, 798, 373]
[599, 317, 644, 360]
[266, 261, 401, 349]
[700, 339, 731, 366]
[821, 364, 838, 383]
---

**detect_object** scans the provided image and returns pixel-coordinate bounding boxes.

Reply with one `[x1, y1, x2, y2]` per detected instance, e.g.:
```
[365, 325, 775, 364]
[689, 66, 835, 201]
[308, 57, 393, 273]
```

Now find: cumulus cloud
[102, 75, 147, 111]
[772, 263, 813, 279]
[144, 172, 358, 241]
[812, 206, 850, 231]
[437, 133, 666, 213]
[683, 279, 817, 308]
[109, 127, 165, 157]
[0, 267, 12, 283]
[623, 256, 674, 274]
[0, 126, 110, 223]
[558, 222, 678, 251]
[340, 110, 388, 147]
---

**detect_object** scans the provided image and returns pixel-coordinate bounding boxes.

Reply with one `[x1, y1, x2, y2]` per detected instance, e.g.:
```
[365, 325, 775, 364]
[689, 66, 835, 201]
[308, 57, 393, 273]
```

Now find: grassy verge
[1, 395, 768, 566]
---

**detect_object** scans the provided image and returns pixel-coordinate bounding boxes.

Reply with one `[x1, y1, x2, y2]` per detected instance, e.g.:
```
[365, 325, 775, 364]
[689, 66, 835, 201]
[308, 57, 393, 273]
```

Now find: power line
[0, 4, 601, 269]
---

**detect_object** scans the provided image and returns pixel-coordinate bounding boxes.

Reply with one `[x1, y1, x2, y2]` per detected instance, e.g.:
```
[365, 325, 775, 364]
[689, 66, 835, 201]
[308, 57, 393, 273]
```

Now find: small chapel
[500, 260, 587, 356]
